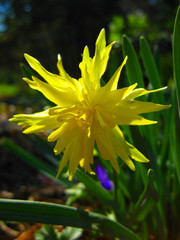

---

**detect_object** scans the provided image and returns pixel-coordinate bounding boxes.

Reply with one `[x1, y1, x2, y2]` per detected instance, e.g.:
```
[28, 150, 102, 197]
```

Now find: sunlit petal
[126, 86, 168, 100]
[103, 56, 128, 91]
[24, 76, 80, 107]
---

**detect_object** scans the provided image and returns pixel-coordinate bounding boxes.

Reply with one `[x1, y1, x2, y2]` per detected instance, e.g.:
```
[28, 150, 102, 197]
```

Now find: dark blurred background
[0, 0, 179, 107]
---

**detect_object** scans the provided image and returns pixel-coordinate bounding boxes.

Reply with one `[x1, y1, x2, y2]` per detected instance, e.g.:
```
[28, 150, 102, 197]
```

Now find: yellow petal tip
[57, 54, 62, 60]
[69, 175, 73, 181]
[54, 150, 58, 156]
[24, 53, 30, 59]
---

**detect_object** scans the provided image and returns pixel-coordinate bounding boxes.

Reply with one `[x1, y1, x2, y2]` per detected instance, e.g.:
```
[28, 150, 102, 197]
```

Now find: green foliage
[0, 84, 20, 98]
[59, 227, 83, 240]
[109, 15, 125, 42]
[130, 170, 158, 223]
[172, 5, 180, 186]
[0, 4, 180, 240]
[127, 13, 149, 37]
[0, 199, 141, 240]
[35, 225, 83, 240]
[122, 35, 145, 89]
[35, 225, 60, 240]
[173, 5, 180, 117]
[65, 183, 87, 205]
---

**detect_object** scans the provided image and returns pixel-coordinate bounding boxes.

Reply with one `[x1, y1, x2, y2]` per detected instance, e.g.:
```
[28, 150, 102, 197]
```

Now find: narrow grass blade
[140, 36, 165, 104]
[1, 137, 72, 187]
[122, 35, 145, 89]
[173, 5, 180, 117]
[26, 134, 60, 167]
[130, 170, 158, 222]
[170, 90, 180, 184]
[0, 199, 141, 240]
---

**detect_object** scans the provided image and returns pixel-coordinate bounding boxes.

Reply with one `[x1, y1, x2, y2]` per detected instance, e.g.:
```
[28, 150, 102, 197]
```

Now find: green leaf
[173, 5, 180, 117]
[1, 137, 72, 187]
[140, 36, 165, 104]
[130, 170, 158, 222]
[122, 35, 145, 89]
[122, 35, 152, 142]
[170, 90, 180, 184]
[35, 224, 83, 240]
[0, 199, 141, 240]
[26, 134, 61, 167]
[35, 225, 60, 240]
[60, 226, 83, 240]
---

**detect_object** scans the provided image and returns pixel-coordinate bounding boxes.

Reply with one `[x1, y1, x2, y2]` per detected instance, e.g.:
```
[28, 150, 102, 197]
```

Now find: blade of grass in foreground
[122, 35, 145, 89]
[0, 199, 141, 240]
[173, 5, 180, 117]
[170, 91, 180, 185]
[140, 36, 165, 104]
[171, 4, 180, 185]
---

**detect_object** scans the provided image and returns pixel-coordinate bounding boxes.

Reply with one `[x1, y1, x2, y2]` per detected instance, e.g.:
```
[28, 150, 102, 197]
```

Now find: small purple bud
[96, 165, 114, 191]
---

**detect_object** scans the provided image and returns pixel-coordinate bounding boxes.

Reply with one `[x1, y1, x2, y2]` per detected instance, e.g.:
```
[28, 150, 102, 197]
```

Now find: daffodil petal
[24, 54, 66, 86]
[56, 144, 71, 179]
[125, 100, 171, 114]
[57, 54, 72, 81]
[23, 117, 60, 134]
[79, 62, 92, 96]
[48, 121, 76, 142]
[9, 110, 48, 124]
[53, 127, 78, 155]
[94, 83, 137, 106]
[96, 135, 120, 173]
[95, 125, 119, 172]
[114, 107, 157, 125]
[103, 56, 128, 91]
[95, 105, 116, 128]
[126, 86, 168, 100]
[98, 42, 115, 79]
[117, 150, 135, 171]
[111, 127, 135, 170]
[68, 134, 84, 180]
[10, 110, 60, 134]
[24, 76, 79, 107]
[82, 46, 91, 67]
[92, 29, 116, 88]
[127, 142, 149, 163]
[48, 122, 68, 142]
[81, 128, 95, 172]
[112, 126, 130, 152]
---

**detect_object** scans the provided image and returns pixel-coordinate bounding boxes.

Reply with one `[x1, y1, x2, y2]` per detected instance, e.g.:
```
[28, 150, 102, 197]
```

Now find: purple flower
[96, 165, 114, 191]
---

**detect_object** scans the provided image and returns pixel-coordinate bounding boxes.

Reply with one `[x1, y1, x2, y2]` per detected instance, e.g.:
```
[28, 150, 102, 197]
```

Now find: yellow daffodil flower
[10, 29, 170, 180]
